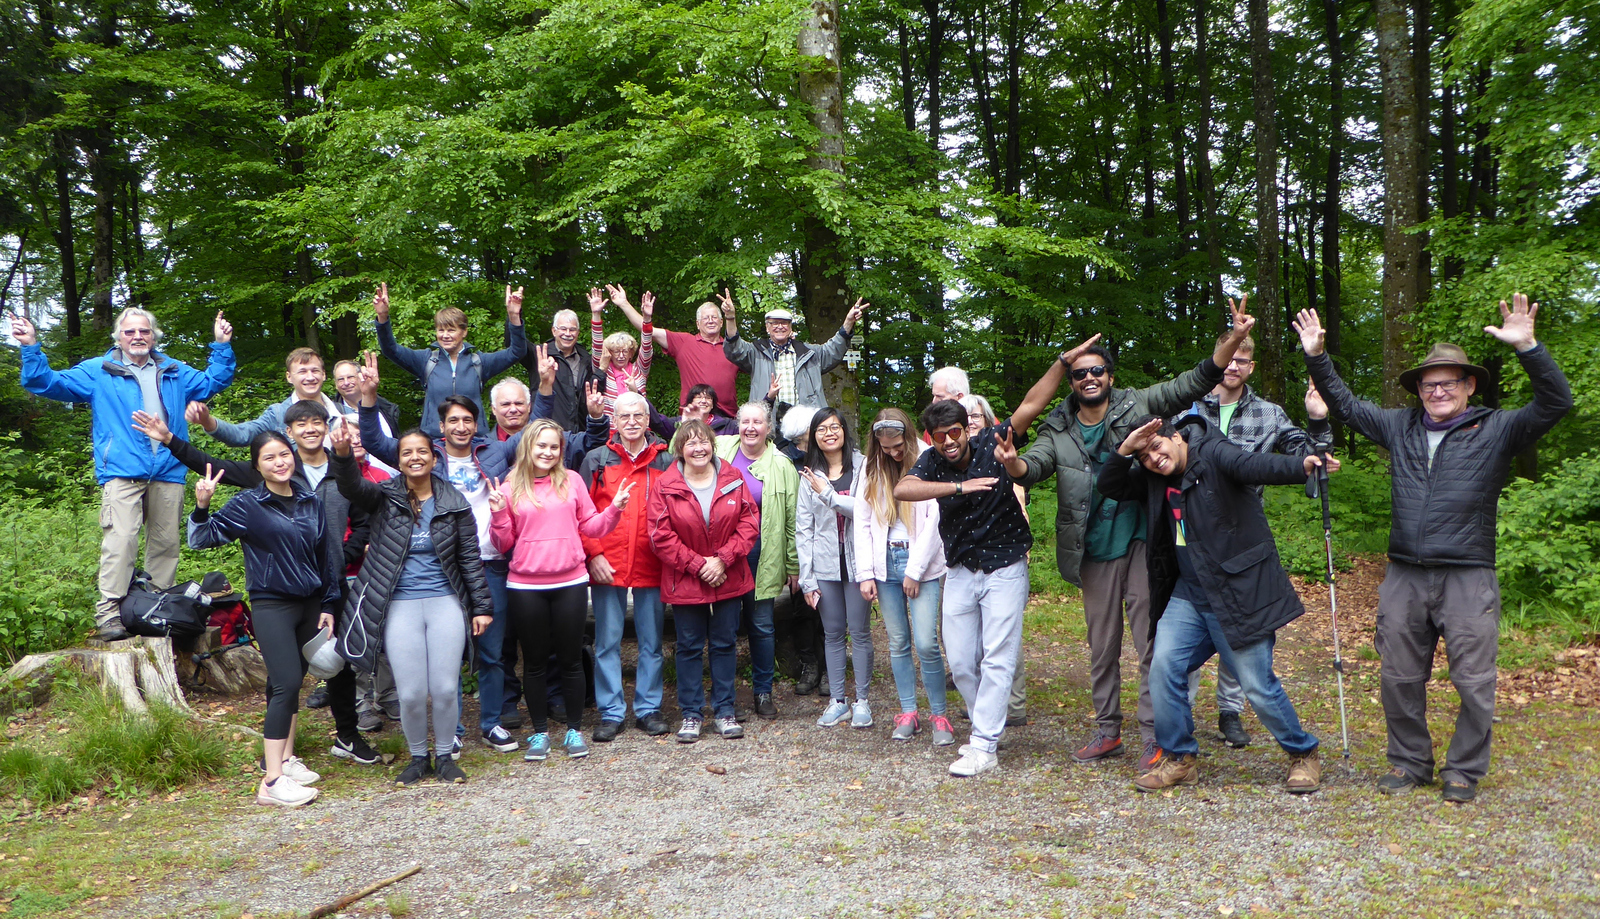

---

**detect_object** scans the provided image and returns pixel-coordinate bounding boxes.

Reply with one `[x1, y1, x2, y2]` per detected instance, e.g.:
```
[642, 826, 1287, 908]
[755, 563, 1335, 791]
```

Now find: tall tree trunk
[1249, 0, 1283, 403]
[280, 15, 321, 350]
[797, 0, 855, 419]
[88, 0, 120, 330]
[1321, 0, 1344, 372]
[52, 132, 82, 339]
[1376, 0, 1423, 408]
[1158, 0, 1193, 330]
[1003, 0, 1021, 197]
[1412, 0, 1432, 305]
[1194, 0, 1227, 333]
[898, 26, 916, 134]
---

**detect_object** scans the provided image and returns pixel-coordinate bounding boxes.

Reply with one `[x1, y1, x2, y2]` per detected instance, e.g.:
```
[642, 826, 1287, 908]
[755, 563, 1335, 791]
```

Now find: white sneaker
[280, 756, 321, 786]
[949, 747, 999, 777]
[255, 775, 318, 807]
[850, 699, 873, 729]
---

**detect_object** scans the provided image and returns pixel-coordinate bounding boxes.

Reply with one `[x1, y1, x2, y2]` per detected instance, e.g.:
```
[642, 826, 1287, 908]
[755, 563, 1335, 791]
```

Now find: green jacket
[1016, 359, 1224, 586]
[715, 437, 800, 601]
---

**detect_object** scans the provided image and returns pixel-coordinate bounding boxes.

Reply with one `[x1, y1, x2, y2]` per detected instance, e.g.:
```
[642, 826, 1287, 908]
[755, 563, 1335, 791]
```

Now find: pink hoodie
[490, 475, 623, 588]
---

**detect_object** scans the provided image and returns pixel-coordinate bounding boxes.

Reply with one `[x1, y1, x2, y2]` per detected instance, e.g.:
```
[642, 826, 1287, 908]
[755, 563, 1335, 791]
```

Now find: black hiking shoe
[1218, 712, 1251, 748]
[1377, 767, 1424, 796]
[396, 755, 432, 787]
[434, 757, 468, 784]
[1442, 780, 1476, 803]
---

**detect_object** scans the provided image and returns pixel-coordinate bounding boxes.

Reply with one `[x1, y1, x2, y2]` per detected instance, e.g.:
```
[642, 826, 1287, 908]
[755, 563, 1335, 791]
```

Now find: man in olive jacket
[1008, 300, 1255, 768]
[1097, 414, 1333, 794]
[1293, 295, 1571, 803]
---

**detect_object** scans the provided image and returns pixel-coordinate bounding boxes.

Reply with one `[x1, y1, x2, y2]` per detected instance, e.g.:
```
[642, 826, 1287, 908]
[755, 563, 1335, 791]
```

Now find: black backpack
[119, 570, 210, 640]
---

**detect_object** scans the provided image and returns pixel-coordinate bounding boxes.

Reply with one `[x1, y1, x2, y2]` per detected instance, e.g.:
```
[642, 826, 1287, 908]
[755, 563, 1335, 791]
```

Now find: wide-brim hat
[763, 308, 796, 323]
[200, 571, 243, 605]
[1398, 343, 1491, 396]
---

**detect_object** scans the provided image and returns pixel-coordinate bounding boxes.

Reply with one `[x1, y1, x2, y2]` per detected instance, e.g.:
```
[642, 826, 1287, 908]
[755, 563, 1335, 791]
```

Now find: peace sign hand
[1227, 294, 1256, 338]
[585, 379, 606, 419]
[194, 463, 226, 509]
[359, 350, 381, 403]
[505, 285, 524, 323]
[716, 288, 737, 321]
[992, 427, 1019, 466]
[843, 297, 867, 330]
[373, 283, 390, 322]
[485, 476, 507, 512]
[535, 343, 557, 391]
[612, 480, 634, 510]
[6, 311, 36, 347]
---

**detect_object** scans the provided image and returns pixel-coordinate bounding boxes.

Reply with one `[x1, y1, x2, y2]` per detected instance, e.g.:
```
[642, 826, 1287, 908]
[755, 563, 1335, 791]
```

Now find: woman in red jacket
[647, 419, 760, 743]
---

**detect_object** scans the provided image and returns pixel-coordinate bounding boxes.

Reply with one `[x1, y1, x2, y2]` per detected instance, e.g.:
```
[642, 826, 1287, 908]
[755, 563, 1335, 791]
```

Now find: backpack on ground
[119, 570, 210, 640]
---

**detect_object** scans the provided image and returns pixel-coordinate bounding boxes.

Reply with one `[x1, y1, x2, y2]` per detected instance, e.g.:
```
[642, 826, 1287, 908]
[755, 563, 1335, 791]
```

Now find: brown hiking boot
[1134, 751, 1198, 792]
[1287, 752, 1322, 794]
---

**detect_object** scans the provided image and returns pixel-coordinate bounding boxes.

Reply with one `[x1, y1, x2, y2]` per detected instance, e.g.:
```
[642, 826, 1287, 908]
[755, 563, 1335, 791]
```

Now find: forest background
[0, 0, 1595, 660]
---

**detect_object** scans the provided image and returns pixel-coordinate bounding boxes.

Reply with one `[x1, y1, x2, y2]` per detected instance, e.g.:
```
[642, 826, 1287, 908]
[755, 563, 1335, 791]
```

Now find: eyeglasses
[1070, 365, 1108, 381]
[121, 327, 153, 339]
[815, 423, 844, 435]
[1229, 357, 1254, 368]
[1419, 376, 1469, 395]
[928, 426, 965, 444]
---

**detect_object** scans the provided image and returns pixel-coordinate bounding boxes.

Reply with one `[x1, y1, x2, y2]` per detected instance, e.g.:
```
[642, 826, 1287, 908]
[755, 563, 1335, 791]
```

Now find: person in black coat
[330, 422, 494, 787]
[1097, 414, 1337, 795]
[1294, 295, 1571, 803]
[188, 430, 342, 808]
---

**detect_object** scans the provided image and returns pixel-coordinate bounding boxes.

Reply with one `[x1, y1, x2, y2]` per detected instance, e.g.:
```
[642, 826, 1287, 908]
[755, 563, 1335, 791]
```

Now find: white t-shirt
[445, 452, 501, 561]
[302, 461, 329, 491]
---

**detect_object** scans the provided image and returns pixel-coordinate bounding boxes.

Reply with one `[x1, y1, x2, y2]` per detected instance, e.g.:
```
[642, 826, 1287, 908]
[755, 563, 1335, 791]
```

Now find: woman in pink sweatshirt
[490, 419, 630, 761]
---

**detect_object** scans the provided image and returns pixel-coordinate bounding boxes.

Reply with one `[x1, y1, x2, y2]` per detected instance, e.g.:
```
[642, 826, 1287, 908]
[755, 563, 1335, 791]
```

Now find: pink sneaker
[891, 711, 920, 741]
[930, 714, 956, 747]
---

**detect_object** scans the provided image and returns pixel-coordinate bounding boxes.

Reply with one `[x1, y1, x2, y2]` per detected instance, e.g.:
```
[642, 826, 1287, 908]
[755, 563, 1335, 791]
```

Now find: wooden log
[3, 635, 201, 715]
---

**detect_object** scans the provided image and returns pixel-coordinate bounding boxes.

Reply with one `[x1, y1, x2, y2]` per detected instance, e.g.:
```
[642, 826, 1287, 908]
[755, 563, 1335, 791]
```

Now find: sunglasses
[1070, 365, 1108, 381]
[929, 426, 965, 444]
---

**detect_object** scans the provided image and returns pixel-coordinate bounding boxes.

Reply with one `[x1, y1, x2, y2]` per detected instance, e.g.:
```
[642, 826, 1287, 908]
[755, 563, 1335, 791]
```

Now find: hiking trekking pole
[1314, 452, 1352, 770]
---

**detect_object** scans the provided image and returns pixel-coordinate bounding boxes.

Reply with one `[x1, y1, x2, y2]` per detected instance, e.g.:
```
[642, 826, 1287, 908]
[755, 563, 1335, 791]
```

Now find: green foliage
[0, 499, 99, 663]
[1264, 454, 1393, 580]
[0, 681, 230, 808]
[1496, 452, 1600, 641]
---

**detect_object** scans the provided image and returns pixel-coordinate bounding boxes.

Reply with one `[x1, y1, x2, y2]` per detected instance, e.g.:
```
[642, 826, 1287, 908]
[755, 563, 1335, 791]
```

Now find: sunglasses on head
[928, 426, 965, 444]
[1071, 365, 1108, 381]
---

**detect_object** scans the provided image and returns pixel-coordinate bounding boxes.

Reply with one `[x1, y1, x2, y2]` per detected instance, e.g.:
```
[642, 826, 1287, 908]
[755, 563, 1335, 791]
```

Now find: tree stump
[3, 636, 194, 716]
[177, 627, 269, 696]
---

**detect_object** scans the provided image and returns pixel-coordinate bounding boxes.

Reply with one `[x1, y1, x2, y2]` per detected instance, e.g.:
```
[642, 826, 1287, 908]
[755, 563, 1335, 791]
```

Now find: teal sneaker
[524, 732, 550, 762]
[564, 728, 590, 759]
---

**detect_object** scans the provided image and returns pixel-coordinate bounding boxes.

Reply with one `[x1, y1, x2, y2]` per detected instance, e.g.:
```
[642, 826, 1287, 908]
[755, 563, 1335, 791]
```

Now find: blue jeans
[1151, 595, 1319, 758]
[743, 539, 776, 696]
[473, 560, 510, 733]
[878, 546, 946, 715]
[674, 597, 741, 720]
[592, 585, 664, 722]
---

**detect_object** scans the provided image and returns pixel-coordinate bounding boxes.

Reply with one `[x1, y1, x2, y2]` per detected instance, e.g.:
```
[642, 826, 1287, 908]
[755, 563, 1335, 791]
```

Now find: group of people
[9, 279, 1567, 808]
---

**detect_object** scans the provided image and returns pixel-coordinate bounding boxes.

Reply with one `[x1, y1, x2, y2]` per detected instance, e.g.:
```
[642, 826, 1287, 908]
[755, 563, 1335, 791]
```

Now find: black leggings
[508, 584, 588, 733]
[253, 596, 321, 740]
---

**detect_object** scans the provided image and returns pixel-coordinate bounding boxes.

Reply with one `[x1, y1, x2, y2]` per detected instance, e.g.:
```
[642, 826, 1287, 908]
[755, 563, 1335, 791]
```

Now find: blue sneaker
[525, 732, 550, 762]
[564, 728, 590, 759]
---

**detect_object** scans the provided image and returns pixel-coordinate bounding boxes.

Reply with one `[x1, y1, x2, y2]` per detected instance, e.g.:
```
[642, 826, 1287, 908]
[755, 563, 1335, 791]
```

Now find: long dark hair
[395, 428, 435, 518]
[803, 407, 855, 480]
[248, 430, 296, 471]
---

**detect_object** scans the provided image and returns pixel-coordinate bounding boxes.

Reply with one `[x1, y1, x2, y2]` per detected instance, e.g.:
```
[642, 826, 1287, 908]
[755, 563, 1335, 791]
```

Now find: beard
[1075, 388, 1109, 408]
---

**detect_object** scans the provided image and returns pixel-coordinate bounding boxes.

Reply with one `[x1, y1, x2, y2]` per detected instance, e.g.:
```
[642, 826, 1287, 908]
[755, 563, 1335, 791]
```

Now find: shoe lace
[893, 711, 918, 727]
[931, 715, 953, 732]
[529, 732, 548, 746]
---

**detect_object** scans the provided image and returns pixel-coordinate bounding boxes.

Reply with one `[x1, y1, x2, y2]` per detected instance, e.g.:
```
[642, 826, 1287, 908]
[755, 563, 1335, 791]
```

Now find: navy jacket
[187, 481, 342, 615]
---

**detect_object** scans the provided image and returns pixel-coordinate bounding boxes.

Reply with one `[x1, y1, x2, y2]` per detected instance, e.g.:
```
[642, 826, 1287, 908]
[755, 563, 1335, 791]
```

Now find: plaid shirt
[771, 343, 798, 404]
[1181, 386, 1332, 458]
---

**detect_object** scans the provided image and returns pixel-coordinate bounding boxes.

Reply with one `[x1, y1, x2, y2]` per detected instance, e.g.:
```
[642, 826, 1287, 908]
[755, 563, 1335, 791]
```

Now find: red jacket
[579, 435, 674, 587]
[647, 460, 759, 605]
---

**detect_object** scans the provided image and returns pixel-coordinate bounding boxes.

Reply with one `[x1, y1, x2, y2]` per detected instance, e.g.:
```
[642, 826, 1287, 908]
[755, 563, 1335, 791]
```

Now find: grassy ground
[2, 547, 1597, 917]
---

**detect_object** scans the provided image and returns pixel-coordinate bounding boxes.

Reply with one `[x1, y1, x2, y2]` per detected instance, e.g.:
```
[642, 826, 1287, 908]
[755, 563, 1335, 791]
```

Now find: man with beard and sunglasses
[1004, 298, 1255, 773]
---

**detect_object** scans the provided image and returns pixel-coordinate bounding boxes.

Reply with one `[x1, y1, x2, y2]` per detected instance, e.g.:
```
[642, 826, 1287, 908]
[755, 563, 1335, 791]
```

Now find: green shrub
[0, 747, 92, 807]
[1496, 452, 1600, 641]
[1264, 453, 1392, 579]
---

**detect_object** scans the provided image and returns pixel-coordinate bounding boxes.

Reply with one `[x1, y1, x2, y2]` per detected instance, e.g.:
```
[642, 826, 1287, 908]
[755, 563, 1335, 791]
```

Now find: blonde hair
[507, 419, 570, 509]
[602, 330, 639, 368]
[861, 407, 920, 533]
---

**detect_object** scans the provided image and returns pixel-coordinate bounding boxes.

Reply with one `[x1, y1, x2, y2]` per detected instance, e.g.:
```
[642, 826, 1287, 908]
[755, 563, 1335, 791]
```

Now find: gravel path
[117, 592, 1600, 919]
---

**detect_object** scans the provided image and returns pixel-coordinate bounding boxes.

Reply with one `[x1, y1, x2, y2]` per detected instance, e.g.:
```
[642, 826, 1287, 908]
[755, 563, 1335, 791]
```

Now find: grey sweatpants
[817, 580, 874, 701]
[944, 560, 1028, 754]
[385, 595, 467, 758]
[1375, 561, 1501, 787]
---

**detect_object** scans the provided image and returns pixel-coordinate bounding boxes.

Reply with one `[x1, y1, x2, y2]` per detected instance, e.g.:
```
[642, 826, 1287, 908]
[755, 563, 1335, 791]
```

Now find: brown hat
[1398, 343, 1491, 396]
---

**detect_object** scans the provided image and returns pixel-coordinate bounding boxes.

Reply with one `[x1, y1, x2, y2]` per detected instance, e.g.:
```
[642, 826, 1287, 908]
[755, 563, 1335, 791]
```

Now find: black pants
[790, 601, 826, 668]
[325, 665, 359, 740]
[253, 596, 321, 740]
[508, 584, 588, 733]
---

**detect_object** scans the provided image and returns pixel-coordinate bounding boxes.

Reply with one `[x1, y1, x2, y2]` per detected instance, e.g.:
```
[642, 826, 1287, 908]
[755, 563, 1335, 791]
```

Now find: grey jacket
[211, 392, 345, 447]
[724, 329, 851, 408]
[796, 451, 865, 592]
[1016, 359, 1224, 586]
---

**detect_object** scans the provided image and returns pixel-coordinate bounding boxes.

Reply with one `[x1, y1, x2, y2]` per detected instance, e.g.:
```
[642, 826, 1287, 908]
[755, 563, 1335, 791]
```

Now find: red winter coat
[579, 435, 674, 588]
[647, 460, 759, 605]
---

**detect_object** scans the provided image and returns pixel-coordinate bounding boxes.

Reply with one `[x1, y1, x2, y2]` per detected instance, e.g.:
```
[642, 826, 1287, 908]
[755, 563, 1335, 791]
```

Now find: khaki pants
[1080, 540, 1154, 743]
[96, 478, 186, 625]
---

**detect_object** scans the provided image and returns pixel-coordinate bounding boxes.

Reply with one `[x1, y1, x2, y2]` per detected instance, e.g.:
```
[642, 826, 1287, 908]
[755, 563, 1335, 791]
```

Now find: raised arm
[372, 283, 430, 381]
[1010, 333, 1102, 434]
[1294, 308, 1400, 449]
[330, 429, 386, 513]
[589, 288, 607, 372]
[1486, 293, 1573, 450]
[209, 401, 285, 448]
[133, 410, 261, 487]
[606, 284, 669, 350]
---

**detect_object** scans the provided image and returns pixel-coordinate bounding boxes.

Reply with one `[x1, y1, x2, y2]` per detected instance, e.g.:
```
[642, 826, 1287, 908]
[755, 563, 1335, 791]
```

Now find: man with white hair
[606, 285, 741, 421]
[721, 291, 865, 408]
[11, 307, 235, 641]
[929, 366, 970, 403]
[489, 376, 533, 441]
[523, 308, 597, 433]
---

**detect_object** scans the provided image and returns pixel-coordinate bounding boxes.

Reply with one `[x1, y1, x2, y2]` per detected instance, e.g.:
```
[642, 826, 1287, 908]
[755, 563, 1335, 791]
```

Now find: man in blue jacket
[11, 307, 236, 641]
